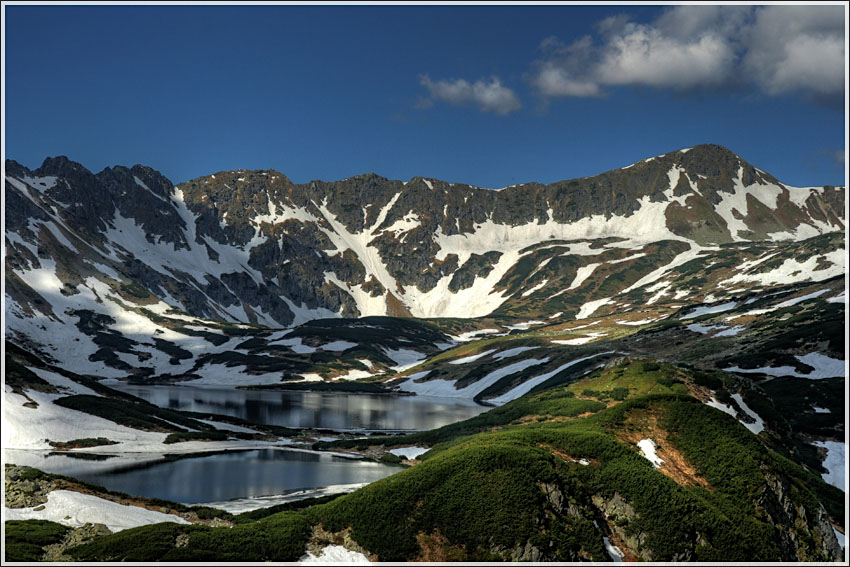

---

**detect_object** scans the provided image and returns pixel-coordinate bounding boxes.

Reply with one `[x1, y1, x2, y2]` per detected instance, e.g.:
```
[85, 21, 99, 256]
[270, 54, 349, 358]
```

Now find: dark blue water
[31, 448, 399, 504]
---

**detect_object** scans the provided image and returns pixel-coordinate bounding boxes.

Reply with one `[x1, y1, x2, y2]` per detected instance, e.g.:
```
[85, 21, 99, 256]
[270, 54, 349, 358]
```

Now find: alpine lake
[24, 384, 488, 506]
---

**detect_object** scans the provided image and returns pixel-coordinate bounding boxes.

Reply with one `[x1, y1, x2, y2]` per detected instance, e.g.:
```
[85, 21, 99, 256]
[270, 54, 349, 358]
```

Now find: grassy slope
[55, 359, 843, 562]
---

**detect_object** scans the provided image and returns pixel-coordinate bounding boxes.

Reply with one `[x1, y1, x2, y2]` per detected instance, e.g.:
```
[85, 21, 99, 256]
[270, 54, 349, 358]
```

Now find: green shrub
[4, 520, 71, 562]
[163, 431, 229, 444]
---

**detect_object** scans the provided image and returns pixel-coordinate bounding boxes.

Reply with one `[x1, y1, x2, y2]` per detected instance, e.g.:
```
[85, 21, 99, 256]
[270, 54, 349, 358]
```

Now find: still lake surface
[21, 448, 400, 504]
[18, 386, 489, 504]
[107, 383, 488, 431]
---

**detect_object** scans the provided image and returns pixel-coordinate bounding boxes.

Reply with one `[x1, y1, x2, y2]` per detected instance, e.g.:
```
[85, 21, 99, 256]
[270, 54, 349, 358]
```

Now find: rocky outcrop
[42, 523, 113, 562]
[759, 466, 843, 561]
[592, 492, 653, 561]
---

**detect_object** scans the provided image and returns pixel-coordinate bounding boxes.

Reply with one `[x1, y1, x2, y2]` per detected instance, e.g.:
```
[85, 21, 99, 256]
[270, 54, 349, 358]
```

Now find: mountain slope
[4, 145, 844, 383]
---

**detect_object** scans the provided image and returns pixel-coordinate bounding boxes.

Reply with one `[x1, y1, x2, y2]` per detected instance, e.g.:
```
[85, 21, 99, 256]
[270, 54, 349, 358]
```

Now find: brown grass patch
[537, 442, 599, 467]
[515, 410, 598, 425]
[414, 529, 467, 561]
[617, 408, 712, 491]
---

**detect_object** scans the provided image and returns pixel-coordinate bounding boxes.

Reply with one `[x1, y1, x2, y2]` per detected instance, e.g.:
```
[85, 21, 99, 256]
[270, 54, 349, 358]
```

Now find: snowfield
[4, 490, 190, 532]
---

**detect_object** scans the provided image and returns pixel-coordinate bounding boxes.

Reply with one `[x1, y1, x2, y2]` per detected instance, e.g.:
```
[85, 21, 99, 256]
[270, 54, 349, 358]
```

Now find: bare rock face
[759, 467, 843, 561]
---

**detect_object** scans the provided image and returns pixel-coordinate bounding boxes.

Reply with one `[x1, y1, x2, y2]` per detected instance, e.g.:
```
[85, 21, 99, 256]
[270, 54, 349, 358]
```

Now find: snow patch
[576, 297, 612, 319]
[637, 438, 664, 469]
[270, 337, 317, 353]
[492, 346, 537, 360]
[321, 340, 357, 352]
[383, 348, 427, 372]
[449, 349, 496, 365]
[681, 301, 737, 320]
[299, 545, 371, 564]
[730, 394, 765, 434]
[398, 358, 549, 399]
[719, 250, 844, 287]
[4, 490, 190, 532]
[727, 352, 844, 379]
[603, 536, 625, 563]
[812, 441, 845, 492]
[617, 318, 657, 326]
[551, 332, 606, 346]
[489, 352, 614, 405]
[452, 329, 501, 342]
[505, 320, 545, 330]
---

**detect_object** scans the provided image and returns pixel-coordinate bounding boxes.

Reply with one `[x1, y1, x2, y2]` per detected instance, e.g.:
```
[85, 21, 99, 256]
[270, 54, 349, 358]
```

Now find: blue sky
[3, 3, 846, 188]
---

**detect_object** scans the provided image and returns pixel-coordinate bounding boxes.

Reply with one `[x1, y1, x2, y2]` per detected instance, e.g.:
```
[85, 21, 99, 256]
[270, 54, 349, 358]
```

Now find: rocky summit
[6, 145, 844, 324]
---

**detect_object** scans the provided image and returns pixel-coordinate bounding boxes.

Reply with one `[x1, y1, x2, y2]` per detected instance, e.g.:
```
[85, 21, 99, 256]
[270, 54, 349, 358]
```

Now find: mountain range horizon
[8, 143, 847, 190]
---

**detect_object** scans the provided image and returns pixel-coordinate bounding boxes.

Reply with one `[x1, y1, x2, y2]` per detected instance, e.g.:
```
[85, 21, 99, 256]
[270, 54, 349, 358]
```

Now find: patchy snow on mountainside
[551, 333, 607, 346]
[637, 438, 664, 469]
[719, 250, 844, 288]
[397, 358, 550, 399]
[726, 352, 845, 379]
[489, 352, 614, 405]
[826, 291, 846, 304]
[321, 340, 357, 352]
[449, 349, 496, 365]
[3, 389, 166, 450]
[270, 337, 317, 353]
[4, 490, 190, 532]
[686, 323, 744, 337]
[813, 441, 846, 492]
[505, 320, 545, 330]
[577, 298, 613, 319]
[730, 394, 765, 434]
[299, 545, 370, 564]
[383, 348, 428, 371]
[452, 329, 501, 342]
[492, 346, 537, 360]
[181, 363, 286, 387]
[603, 536, 625, 562]
[331, 368, 374, 381]
[681, 301, 737, 320]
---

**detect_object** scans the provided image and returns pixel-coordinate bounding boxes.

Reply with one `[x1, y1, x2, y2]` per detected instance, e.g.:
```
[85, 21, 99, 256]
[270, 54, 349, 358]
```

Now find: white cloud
[595, 22, 736, 89]
[742, 6, 845, 97]
[531, 5, 845, 103]
[419, 75, 521, 115]
[534, 63, 602, 97]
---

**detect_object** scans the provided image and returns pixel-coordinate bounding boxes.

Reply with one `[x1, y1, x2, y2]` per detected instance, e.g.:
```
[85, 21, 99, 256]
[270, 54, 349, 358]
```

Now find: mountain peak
[37, 155, 91, 176]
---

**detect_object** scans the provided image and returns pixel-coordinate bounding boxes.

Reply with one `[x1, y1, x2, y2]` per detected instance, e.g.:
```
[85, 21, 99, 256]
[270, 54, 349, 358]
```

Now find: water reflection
[29, 449, 399, 504]
[108, 384, 487, 431]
